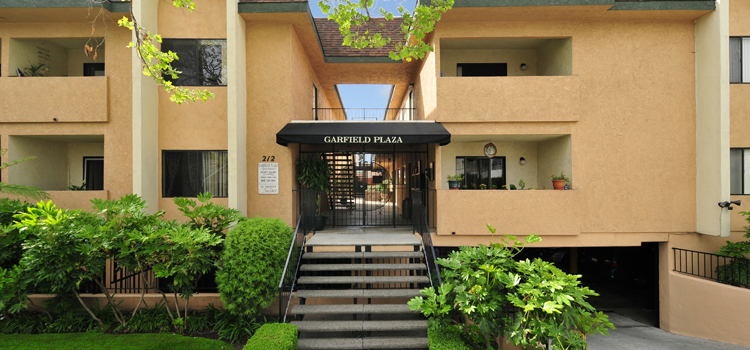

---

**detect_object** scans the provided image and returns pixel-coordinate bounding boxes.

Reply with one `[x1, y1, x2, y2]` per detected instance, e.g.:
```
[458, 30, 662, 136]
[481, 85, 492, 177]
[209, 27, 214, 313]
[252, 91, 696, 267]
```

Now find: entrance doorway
[301, 145, 428, 227]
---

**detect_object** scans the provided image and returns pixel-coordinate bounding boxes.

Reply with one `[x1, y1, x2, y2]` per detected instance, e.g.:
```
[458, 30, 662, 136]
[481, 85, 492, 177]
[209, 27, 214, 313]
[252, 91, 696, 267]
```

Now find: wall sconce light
[520, 63, 528, 71]
[519, 157, 526, 165]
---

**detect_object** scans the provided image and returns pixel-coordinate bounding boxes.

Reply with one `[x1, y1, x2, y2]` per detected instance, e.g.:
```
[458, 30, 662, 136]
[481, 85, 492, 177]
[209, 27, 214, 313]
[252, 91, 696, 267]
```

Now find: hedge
[243, 323, 297, 350]
[428, 323, 472, 350]
[216, 217, 293, 318]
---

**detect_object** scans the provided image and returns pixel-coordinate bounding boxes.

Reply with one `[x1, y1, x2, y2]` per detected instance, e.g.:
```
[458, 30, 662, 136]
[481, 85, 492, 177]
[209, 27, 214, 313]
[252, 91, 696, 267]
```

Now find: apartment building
[1, 0, 749, 347]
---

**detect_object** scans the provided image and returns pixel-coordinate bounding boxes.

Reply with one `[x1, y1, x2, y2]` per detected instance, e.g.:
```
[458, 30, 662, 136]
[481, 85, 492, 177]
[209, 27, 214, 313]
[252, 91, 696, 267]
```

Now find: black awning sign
[324, 136, 403, 144]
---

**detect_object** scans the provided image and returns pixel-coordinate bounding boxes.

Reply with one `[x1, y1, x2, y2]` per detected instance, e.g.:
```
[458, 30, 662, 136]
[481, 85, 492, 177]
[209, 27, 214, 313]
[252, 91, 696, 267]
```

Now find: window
[456, 156, 505, 189]
[161, 39, 227, 86]
[83, 157, 104, 190]
[731, 148, 750, 195]
[730, 37, 750, 83]
[457, 63, 507, 77]
[313, 84, 319, 120]
[163, 150, 228, 197]
[83, 63, 105, 77]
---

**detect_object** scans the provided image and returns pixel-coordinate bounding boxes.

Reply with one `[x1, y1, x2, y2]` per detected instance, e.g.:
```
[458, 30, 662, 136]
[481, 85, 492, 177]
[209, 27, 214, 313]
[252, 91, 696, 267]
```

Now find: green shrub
[243, 323, 297, 350]
[0, 199, 32, 269]
[428, 322, 471, 350]
[217, 218, 292, 318]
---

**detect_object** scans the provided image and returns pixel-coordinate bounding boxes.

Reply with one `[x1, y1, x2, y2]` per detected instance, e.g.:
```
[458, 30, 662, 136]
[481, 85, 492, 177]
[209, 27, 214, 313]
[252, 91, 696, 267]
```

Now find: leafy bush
[174, 192, 243, 236]
[243, 323, 297, 350]
[715, 210, 750, 287]
[126, 302, 172, 333]
[428, 322, 471, 350]
[0, 199, 32, 269]
[215, 311, 264, 343]
[0, 312, 51, 334]
[409, 225, 613, 350]
[217, 218, 292, 318]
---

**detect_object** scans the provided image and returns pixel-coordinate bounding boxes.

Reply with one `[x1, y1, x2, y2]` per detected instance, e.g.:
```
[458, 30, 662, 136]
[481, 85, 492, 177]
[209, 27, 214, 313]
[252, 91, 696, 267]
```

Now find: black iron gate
[301, 146, 428, 227]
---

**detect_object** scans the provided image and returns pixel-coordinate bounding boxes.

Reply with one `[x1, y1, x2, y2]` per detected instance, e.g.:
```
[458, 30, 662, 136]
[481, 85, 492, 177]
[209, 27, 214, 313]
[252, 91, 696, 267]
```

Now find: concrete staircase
[291, 232, 430, 350]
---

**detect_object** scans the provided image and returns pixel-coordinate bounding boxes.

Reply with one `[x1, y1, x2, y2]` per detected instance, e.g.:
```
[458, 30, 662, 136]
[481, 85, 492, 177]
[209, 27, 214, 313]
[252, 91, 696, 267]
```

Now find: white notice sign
[258, 162, 279, 194]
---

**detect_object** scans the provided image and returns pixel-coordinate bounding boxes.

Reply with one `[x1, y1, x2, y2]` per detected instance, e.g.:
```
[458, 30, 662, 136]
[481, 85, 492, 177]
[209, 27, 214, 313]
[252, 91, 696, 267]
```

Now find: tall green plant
[217, 218, 292, 319]
[174, 192, 243, 235]
[297, 154, 331, 215]
[408, 225, 613, 350]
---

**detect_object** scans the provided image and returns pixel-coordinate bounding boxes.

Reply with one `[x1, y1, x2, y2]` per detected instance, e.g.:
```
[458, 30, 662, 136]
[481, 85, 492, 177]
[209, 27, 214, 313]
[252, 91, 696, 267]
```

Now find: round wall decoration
[484, 142, 497, 158]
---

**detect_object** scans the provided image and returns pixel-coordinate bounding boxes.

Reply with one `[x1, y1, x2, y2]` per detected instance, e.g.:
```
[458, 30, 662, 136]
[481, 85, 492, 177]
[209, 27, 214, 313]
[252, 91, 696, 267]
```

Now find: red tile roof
[314, 18, 404, 57]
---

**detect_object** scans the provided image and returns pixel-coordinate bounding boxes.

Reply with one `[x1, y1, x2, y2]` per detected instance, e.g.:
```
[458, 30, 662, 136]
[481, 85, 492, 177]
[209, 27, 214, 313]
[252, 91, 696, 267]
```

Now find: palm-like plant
[297, 153, 331, 215]
[0, 149, 49, 200]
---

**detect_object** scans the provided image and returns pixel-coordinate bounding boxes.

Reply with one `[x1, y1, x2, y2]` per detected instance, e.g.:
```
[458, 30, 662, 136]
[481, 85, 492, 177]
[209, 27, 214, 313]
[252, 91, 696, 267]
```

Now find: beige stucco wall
[439, 49, 538, 77]
[537, 37, 572, 76]
[537, 135, 572, 189]
[246, 22, 295, 224]
[8, 136, 68, 190]
[0, 77, 108, 123]
[413, 36, 437, 120]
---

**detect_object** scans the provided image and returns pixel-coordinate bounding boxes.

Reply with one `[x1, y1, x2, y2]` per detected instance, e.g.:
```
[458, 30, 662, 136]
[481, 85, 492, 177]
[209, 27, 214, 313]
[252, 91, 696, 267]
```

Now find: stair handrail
[278, 213, 308, 323]
[414, 195, 442, 287]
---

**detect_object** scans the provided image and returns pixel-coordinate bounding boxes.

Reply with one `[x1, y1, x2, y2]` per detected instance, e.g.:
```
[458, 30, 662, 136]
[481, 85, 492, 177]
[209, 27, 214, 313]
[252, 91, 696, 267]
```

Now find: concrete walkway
[306, 227, 420, 246]
[588, 313, 750, 350]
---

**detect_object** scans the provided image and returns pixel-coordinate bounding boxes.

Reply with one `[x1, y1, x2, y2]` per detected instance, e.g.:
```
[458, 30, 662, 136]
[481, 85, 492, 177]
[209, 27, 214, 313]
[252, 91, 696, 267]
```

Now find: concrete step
[290, 304, 415, 315]
[302, 251, 424, 260]
[300, 263, 427, 272]
[306, 233, 421, 247]
[297, 337, 428, 350]
[292, 320, 427, 332]
[296, 289, 423, 299]
[298, 276, 430, 285]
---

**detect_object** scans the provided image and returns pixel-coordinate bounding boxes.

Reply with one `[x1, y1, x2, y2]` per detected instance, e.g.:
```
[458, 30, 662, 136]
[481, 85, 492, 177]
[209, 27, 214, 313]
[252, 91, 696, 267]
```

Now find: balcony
[436, 76, 579, 122]
[0, 77, 108, 123]
[314, 108, 416, 121]
[435, 189, 580, 236]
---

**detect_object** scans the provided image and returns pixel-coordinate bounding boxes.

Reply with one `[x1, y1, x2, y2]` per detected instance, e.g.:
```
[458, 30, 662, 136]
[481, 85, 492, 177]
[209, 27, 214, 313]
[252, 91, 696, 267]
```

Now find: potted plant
[297, 153, 332, 231]
[501, 185, 507, 190]
[380, 179, 391, 202]
[447, 174, 464, 190]
[491, 184, 498, 190]
[509, 184, 517, 190]
[479, 184, 487, 190]
[551, 171, 570, 191]
[518, 178, 526, 190]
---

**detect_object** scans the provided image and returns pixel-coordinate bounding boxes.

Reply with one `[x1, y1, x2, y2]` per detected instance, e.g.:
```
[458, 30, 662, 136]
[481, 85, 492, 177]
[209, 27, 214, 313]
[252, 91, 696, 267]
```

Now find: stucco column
[227, 0, 248, 215]
[132, 0, 159, 213]
[695, 0, 730, 236]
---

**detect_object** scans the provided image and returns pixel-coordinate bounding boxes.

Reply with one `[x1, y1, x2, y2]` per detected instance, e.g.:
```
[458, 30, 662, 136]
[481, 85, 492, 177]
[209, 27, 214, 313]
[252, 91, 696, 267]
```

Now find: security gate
[302, 147, 427, 227]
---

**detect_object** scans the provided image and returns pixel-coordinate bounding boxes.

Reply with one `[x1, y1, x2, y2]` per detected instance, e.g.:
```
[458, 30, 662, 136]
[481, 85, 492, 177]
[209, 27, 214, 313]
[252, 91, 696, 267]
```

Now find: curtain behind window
[163, 150, 228, 197]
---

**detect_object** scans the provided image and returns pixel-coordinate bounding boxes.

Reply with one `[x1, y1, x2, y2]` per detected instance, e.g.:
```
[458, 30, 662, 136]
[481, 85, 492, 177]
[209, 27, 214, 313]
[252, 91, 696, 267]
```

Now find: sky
[313, 1, 414, 110]
[337, 84, 393, 109]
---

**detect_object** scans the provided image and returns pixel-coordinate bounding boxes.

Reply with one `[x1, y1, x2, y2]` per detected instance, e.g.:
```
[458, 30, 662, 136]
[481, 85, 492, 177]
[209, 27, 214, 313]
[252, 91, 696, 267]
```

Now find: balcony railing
[314, 108, 415, 121]
[673, 248, 750, 289]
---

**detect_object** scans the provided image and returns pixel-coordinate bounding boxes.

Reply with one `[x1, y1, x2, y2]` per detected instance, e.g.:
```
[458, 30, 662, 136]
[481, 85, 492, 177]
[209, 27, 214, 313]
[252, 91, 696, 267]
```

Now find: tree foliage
[408, 225, 614, 350]
[319, 0, 454, 61]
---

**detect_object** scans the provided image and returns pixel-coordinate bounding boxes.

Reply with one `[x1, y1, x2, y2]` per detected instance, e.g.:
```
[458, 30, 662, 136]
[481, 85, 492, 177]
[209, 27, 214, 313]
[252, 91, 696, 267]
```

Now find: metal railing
[314, 108, 415, 121]
[278, 214, 309, 323]
[412, 190, 441, 287]
[278, 189, 315, 323]
[673, 248, 750, 288]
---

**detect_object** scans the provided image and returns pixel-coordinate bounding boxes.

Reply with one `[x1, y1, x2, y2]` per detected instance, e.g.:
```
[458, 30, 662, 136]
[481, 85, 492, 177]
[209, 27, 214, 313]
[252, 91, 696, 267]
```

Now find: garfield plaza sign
[276, 121, 451, 146]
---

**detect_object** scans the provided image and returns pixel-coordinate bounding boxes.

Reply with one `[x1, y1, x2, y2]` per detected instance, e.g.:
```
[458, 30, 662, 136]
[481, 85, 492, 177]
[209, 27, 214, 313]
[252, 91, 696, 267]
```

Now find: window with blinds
[730, 37, 750, 83]
[162, 150, 228, 198]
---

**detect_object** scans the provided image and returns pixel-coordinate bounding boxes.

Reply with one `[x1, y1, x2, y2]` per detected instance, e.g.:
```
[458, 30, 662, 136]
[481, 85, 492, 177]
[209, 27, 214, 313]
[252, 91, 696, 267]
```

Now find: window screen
[163, 150, 228, 197]
[731, 148, 750, 195]
[161, 39, 227, 86]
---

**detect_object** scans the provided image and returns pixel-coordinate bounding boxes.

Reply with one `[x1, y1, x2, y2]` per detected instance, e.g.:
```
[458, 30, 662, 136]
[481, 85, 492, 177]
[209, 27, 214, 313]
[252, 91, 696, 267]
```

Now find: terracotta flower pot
[552, 179, 566, 190]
